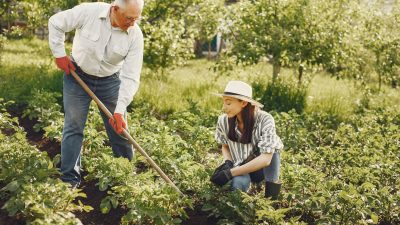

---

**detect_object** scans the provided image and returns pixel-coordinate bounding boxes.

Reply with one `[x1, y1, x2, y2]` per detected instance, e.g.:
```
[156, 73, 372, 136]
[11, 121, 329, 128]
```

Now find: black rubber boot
[265, 181, 281, 200]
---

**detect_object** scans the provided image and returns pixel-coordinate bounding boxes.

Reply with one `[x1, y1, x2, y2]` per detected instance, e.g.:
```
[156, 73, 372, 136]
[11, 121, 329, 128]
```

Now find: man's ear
[241, 101, 249, 108]
[113, 5, 120, 12]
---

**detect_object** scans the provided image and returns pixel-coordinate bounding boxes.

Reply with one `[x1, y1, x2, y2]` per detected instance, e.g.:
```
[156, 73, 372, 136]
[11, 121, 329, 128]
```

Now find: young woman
[210, 81, 284, 199]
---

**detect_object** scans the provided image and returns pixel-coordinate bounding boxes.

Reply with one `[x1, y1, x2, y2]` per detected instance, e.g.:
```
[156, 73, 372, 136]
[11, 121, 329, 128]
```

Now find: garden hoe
[70, 70, 183, 196]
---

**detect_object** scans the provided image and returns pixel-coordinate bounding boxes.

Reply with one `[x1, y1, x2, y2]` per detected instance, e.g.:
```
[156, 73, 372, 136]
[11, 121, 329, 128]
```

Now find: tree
[141, 0, 199, 77]
[0, 34, 6, 65]
[186, 0, 225, 59]
[219, 0, 367, 84]
[141, 18, 193, 77]
[363, 1, 400, 90]
[0, 0, 80, 37]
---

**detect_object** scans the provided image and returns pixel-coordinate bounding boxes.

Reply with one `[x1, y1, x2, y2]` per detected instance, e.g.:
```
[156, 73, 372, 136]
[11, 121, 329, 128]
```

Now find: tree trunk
[378, 73, 382, 92]
[298, 64, 304, 86]
[391, 78, 397, 89]
[194, 39, 203, 58]
[7, 6, 11, 32]
[272, 59, 281, 82]
[376, 53, 382, 92]
[216, 37, 224, 59]
[208, 41, 211, 60]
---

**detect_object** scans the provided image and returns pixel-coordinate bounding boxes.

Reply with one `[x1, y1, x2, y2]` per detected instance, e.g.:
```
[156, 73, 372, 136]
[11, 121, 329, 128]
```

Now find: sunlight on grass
[306, 74, 360, 118]
[0, 38, 64, 101]
[1, 38, 399, 116]
[137, 60, 279, 113]
[3, 38, 63, 69]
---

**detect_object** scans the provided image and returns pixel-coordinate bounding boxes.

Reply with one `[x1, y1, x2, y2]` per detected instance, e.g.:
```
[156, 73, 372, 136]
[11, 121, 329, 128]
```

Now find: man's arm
[114, 28, 144, 114]
[48, 4, 89, 58]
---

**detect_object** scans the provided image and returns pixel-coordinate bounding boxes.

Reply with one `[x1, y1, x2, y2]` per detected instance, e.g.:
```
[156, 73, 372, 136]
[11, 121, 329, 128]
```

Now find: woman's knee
[231, 175, 251, 191]
[264, 152, 281, 182]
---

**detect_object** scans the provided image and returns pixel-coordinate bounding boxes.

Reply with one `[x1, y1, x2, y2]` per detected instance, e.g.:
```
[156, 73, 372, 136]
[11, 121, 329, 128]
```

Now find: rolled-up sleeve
[114, 27, 144, 114]
[215, 115, 228, 145]
[48, 3, 88, 58]
[257, 115, 284, 154]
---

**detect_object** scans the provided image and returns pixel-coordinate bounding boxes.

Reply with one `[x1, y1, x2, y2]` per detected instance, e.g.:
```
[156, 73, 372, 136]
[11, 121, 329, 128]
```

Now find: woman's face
[222, 96, 248, 118]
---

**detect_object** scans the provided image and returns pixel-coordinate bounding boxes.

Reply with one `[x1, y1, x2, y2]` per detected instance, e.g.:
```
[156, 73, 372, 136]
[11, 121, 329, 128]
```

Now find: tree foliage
[219, 0, 400, 88]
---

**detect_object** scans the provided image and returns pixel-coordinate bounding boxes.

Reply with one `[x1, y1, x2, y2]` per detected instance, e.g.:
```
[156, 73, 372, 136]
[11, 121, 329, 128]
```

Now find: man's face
[113, 3, 141, 31]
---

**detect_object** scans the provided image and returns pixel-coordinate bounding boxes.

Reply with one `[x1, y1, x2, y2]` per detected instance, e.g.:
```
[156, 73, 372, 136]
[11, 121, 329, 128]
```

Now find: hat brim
[213, 93, 264, 108]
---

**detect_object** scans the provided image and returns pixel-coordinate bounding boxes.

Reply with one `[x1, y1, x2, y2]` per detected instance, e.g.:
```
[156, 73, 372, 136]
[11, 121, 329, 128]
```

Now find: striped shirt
[215, 110, 284, 166]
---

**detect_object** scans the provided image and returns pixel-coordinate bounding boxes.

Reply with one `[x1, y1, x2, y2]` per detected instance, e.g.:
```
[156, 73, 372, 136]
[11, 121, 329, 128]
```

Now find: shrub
[253, 80, 308, 114]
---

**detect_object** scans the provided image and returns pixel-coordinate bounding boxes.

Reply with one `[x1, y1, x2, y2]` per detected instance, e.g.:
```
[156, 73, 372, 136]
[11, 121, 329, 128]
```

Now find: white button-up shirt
[48, 2, 144, 114]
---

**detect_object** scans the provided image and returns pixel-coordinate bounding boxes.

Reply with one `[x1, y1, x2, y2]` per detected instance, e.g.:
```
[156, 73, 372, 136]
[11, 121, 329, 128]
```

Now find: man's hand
[109, 113, 126, 134]
[55, 56, 76, 75]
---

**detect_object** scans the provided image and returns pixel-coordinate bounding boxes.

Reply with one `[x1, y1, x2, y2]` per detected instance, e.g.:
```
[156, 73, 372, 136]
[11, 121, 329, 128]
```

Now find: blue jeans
[231, 151, 280, 192]
[61, 72, 133, 185]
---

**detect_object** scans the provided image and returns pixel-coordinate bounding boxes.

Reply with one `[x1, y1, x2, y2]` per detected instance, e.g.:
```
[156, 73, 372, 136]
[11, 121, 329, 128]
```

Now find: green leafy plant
[22, 89, 63, 134]
[253, 80, 308, 114]
[2, 178, 91, 224]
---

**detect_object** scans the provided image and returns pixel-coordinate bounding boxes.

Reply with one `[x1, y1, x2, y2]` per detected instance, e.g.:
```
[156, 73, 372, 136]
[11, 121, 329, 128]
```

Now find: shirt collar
[234, 119, 242, 136]
[235, 126, 242, 137]
[112, 26, 129, 34]
[98, 5, 110, 19]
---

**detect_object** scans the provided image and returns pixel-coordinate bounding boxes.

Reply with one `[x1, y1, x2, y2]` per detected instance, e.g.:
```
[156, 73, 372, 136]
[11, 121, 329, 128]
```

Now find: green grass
[136, 59, 273, 113]
[1, 38, 399, 116]
[306, 74, 360, 119]
[0, 38, 64, 103]
[2, 38, 58, 66]
[138, 60, 220, 113]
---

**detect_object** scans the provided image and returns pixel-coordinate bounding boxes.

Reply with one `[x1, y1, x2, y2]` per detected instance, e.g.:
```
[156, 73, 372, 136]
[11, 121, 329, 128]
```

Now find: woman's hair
[228, 102, 255, 144]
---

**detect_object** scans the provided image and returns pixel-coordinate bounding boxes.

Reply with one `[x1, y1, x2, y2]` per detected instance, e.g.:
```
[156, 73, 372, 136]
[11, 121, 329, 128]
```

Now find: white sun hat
[214, 80, 264, 108]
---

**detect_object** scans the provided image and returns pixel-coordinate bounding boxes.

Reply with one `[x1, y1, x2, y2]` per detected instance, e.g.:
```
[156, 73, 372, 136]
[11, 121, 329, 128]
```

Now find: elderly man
[48, 0, 144, 188]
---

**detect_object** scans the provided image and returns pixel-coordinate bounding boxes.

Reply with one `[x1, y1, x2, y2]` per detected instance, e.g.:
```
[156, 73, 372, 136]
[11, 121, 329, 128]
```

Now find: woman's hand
[210, 160, 234, 186]
[210, 167, 233, 186]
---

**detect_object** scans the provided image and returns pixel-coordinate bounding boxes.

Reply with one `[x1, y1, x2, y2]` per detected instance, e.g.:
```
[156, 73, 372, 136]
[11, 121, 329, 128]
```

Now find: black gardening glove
[212, 160, 234, 176]
[210, 167, 233, 186]
[224, 160, 234, 169]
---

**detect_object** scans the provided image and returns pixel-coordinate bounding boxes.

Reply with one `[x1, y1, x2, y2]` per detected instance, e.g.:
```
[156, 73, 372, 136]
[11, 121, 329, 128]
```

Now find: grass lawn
[1, 38, 399, 116]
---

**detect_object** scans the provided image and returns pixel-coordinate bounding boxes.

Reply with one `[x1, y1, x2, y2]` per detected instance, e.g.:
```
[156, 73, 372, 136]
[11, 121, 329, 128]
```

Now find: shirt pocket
[106, 45, 128, 65]
[79, 28, 100, 53]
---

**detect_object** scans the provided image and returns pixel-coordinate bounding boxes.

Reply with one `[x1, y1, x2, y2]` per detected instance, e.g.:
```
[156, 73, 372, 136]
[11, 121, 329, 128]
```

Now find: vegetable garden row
[1, 88, 399, 224]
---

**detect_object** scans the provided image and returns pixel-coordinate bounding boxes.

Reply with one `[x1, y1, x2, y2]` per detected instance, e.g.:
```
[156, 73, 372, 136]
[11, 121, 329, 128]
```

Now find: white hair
[114, 0, 144, 12]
